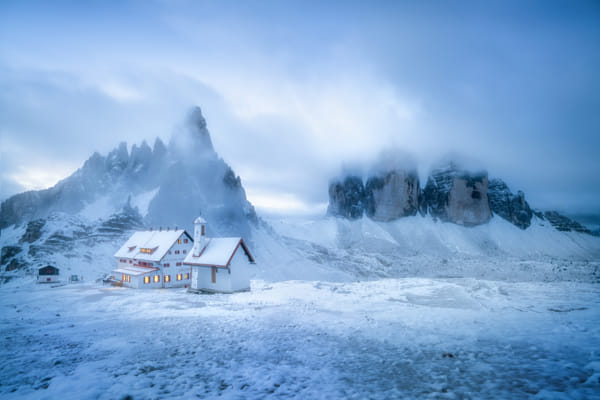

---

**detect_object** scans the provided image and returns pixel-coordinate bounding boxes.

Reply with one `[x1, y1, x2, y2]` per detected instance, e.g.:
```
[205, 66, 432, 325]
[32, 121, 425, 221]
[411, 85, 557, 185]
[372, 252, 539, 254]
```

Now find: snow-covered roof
[113, 229, 191, 262]
[112, 266, 159, 276]
[194, 216, 207, 224]
[183, 237, 254, 268]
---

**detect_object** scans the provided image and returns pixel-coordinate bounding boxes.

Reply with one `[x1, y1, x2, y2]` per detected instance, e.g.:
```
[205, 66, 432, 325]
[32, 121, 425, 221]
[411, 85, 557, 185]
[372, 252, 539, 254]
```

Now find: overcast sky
[1, 0, 599, 216]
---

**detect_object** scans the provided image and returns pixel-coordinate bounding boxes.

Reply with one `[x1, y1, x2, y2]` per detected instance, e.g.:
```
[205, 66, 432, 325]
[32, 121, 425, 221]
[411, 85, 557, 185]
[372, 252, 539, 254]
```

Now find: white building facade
[184, 217, 255, 293]
[112, 228, 194, 289]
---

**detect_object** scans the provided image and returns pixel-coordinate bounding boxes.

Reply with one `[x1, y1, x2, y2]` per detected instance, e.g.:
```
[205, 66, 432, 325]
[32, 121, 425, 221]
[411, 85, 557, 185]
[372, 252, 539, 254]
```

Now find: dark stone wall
[488, 179, 533, 229]
[327, 176, 366, 220]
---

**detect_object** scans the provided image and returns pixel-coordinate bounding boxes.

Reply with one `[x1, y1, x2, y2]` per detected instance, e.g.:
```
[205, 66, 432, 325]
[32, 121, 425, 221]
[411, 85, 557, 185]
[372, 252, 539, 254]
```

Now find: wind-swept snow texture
[1, 215, 599, 399]
[1, 279, 599, 399]
[259, 214, 600, 283]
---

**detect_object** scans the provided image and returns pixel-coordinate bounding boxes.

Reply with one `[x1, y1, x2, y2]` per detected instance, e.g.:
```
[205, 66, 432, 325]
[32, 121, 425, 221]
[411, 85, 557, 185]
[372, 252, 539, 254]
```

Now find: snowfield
[1, 279, 599, 399]
[1, 215, 600, 399]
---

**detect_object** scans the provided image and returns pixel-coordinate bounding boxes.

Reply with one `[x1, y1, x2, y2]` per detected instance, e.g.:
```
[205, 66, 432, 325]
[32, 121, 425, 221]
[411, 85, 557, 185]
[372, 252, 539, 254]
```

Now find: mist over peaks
[0, 107, 257, 238]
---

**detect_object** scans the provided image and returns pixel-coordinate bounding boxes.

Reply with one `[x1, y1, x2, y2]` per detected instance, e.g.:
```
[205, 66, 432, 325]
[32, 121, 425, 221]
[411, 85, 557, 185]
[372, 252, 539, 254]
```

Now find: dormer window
[128, 246, 136, 252]
[140, 247, 158, 255]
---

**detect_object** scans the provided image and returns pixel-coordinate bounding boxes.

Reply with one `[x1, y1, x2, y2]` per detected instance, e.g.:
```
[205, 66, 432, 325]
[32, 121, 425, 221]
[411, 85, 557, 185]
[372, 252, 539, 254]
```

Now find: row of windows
[163, 262, 186, 267]
[122, 274, 131, 283]
[168, 249, 187, 255]
[119, 259, 154, 267]
[177, 239, 189, 244]
[143, 273, 189, 284]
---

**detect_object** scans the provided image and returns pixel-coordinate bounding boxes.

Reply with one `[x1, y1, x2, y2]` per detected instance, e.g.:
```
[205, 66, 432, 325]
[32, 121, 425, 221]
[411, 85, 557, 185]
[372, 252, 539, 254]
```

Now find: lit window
[184, 273, 189, 279]
[177, 274, 182, 281]
[144, 276, 150, 284]
[122, 274, 126, 281]
[153, 275, 160, 283]
[126, 275, 131, 283]
[165, 275, 171, 283]
[178, 239, 182, 244]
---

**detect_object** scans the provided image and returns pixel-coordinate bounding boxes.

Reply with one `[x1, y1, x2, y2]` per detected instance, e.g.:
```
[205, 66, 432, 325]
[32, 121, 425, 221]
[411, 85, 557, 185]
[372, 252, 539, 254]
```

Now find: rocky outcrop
[327, 176, 365, 220]
[1, 246, 22, 265]
[20, 219, 46, 243]
[365, 170, 420, 221]
[488, 179, 533, 229]
[542, 211, 593, 234]
[4, 258, 26, 272]
[422, 164, 492, 227]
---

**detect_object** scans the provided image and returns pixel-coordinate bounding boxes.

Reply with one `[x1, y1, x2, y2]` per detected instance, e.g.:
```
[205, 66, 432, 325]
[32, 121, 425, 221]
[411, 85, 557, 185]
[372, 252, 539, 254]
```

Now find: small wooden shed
[37, 265, 60, 283]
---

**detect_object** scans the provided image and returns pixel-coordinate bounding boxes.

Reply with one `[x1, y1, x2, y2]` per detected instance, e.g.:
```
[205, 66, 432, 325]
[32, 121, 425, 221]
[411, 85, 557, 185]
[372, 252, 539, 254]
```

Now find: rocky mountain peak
[488, 179, 533, 229]
[422, 165, 492, 226]
[152, 137, 167, 157]
[0, 106, 257, 239]
[168, 106, 215, 161]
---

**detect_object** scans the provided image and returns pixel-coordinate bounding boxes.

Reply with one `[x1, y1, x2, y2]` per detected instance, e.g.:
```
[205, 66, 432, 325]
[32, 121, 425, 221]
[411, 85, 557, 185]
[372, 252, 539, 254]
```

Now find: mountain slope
[0, 107, 257, 280]
[261, 214, 600, 282]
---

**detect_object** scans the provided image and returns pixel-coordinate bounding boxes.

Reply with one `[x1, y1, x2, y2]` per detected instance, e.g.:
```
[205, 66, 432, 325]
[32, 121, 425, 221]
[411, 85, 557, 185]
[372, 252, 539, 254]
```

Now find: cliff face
[327, 176, 365, 220]
[327, 161, 510, 228]
[488, 179, 533, 229]
[422, 165, 492, 227]
[365, 170, 420, 221]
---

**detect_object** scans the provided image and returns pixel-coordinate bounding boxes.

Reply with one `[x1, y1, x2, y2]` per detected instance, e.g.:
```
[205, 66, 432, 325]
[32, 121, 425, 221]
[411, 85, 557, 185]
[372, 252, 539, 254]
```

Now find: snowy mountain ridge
[1, 107, 600, 285]
[0, 107, 257, 235]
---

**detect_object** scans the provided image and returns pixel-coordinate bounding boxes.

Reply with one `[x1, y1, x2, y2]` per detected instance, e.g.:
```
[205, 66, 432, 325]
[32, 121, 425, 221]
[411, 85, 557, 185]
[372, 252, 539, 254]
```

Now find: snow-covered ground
[2, 215, 600, 399]
[1, 278, 599, 399]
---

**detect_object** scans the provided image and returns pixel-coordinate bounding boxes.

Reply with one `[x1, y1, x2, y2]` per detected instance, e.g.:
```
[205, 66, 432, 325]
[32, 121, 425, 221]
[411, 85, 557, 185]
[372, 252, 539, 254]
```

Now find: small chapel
[184, 216, 255, 293]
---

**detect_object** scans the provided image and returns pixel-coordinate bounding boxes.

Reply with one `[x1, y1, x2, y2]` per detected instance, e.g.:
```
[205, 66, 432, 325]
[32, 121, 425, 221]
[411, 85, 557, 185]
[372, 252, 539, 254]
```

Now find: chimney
[193, 216, 207, 256]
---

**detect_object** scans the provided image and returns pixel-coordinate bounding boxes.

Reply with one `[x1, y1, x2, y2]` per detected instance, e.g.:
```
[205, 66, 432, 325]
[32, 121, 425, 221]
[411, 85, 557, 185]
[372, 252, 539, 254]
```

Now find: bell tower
[193, 216, 207, 256]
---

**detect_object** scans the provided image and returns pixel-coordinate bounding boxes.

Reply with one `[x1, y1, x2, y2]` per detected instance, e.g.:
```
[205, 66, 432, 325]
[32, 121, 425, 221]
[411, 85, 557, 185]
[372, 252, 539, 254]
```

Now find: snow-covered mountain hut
[113, 228, 193, 288]
[37, 265, 60, 283]
[184, 216, 255, 293]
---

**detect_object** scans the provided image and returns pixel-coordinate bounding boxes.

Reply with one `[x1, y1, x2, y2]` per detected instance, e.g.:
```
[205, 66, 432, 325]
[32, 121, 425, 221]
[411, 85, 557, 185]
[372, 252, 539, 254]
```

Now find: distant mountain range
[1, 106, 598, 284]
[327, 160, 596, 236]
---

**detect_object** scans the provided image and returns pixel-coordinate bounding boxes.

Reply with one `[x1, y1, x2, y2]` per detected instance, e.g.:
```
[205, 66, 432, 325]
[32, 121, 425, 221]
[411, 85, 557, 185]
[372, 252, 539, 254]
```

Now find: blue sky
[1, 0, 599, 215]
